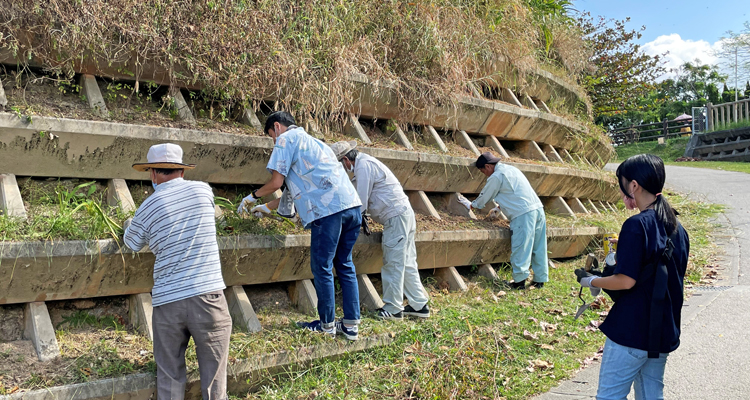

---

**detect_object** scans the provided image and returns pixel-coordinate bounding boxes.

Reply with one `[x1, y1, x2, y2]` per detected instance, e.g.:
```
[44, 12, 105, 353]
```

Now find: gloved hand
[575, 268, 599, 288]
[237, 193, 258, 214]
[457, 195, 472, 210]
[123, 217, 133, 232]
[250, 203, 272, 218]
[488, 207, 502, 220]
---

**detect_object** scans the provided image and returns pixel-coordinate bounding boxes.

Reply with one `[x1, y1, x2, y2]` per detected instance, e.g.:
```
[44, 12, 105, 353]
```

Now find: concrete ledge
[0, 333, 394, 400]
[79, 74, 108, 117]
[0, 113, 619, 201]
[0, 173, 27, 218]
[23, 302, 60, 362]
[0, 227, 602, 305]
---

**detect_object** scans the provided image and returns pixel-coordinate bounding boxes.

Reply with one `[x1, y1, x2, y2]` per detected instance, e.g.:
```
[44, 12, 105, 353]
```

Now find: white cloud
[641, 34, 723, 79]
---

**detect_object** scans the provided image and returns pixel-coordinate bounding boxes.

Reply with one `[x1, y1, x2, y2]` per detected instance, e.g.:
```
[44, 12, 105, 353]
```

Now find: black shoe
[503, 280, 526, 290]
[403, 304, 430, 318]
[376, 308, 403, 320]
[529, 281, 545, 289]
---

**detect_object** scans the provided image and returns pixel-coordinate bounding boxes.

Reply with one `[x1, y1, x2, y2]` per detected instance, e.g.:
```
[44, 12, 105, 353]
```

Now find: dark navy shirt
[599, 210, 690, 353]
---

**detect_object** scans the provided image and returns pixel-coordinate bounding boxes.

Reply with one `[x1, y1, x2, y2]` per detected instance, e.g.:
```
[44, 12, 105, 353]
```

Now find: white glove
[488, 207, 502, 219]
[457, 195, 472, 210]
[590, 287, 602, 297]
[237, 193, 258, 214]
[123, 217, 133, 231]
[579, 276, 598, 288]
[250, 203, 272, 218]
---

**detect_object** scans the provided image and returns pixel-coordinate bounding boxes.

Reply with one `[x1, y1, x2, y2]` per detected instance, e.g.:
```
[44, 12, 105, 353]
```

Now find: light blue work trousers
[509, 208, 548, 283]
[380, 209, 430, 314]
[597, 338, 668, 400]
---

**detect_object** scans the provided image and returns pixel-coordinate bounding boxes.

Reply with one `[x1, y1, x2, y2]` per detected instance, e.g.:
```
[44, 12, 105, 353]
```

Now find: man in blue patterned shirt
[239, 111, 363, 340]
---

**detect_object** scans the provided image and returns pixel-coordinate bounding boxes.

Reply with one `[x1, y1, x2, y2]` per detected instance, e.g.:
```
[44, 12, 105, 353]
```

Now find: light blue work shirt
[471, 163, 543, 220]
[267, 127, 361, 227]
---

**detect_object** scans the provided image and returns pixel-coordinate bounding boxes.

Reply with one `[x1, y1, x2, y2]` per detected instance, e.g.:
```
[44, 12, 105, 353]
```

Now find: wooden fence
[607, 118, 693, 146]
[707, 99, 750, 131]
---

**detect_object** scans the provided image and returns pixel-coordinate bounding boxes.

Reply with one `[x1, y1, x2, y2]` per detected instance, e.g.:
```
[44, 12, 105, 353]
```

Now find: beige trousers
[152, 290, 232, 400]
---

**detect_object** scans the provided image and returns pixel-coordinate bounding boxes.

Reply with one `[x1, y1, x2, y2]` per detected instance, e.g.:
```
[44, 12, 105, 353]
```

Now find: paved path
[535, 165, 750, 399]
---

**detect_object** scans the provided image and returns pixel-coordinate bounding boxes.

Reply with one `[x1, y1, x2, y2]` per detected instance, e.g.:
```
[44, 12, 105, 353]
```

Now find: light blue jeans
[381, 209, 429, 314]
[509, 208, 548, 283]
[597, 338, 669, 400]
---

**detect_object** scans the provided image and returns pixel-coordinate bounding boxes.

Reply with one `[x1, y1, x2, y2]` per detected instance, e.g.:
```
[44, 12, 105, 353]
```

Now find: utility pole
[736, 47, 739, 102]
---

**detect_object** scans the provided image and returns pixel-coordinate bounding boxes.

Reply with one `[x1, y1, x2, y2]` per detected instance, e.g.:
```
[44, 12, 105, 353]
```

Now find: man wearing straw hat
[329, 140, 431, 320]
[124, 143, 231, 400]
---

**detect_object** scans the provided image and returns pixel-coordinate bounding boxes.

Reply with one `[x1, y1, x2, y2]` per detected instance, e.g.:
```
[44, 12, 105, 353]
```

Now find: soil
[0, 305, 23, 342]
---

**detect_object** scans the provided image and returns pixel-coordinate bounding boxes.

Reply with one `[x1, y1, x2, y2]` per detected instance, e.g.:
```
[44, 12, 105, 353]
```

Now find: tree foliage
[578, 14, 666, 120]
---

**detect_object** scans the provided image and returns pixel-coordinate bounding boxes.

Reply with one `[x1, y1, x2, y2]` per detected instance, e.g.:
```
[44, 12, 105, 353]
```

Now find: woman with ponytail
[575, 154, 690, 399]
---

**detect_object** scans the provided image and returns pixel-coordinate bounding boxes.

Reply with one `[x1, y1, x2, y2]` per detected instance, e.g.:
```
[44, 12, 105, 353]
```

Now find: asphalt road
[535, 165, 750, 399]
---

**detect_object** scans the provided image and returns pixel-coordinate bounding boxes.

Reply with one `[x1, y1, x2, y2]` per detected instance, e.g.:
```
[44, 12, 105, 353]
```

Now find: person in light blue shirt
[238, 111, 363, 340]
[460, 152, 548, 289]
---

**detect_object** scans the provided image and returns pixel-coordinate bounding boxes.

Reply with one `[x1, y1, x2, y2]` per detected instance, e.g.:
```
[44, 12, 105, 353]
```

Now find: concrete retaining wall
[0, 227, 600, 305]
[0, 113, 619, 201]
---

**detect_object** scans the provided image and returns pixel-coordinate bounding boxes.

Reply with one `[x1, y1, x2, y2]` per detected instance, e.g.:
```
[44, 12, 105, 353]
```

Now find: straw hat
[132, 143, 196, 172]
[329, 140, 358, 160]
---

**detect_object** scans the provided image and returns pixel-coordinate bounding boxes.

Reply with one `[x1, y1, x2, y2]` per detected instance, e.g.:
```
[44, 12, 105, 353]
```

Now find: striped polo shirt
[124, 178, 225, 307]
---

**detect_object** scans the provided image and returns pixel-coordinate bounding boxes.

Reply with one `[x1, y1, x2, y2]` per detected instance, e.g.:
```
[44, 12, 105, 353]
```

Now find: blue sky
[574, 0, 749, 79]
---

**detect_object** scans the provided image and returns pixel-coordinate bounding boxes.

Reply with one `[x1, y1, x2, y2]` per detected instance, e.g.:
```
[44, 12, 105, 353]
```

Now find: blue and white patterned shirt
[267, 127, 362, 227]
[124, 178, 226, 307]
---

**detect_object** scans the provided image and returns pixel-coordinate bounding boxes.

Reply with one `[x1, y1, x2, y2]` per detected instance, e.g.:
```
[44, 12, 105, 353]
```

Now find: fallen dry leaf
[539, 344, 555, 350]
[496, 290, 507, 297]
[529, 359, 554, 370]
[540, 321, 557, 333]
[528, 317, 538, 323]
[523, 330, 539, 341]
[518, 301, 532, 307]
[566, 331, 579, 338]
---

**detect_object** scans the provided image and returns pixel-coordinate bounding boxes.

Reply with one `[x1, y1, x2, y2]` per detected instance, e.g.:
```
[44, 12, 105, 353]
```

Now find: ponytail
[616, 154, 679, 236]
[649, 194, 678, 236]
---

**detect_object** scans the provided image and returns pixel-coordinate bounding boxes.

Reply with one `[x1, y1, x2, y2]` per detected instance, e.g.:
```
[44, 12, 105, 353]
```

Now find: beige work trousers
[153, 290, 232, 400]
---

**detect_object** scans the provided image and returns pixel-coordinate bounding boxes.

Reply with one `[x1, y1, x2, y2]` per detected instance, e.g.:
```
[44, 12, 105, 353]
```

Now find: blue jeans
[310, 206, 361, 328]
[597, 338, 669, 400]
[509, 208, 548, 283]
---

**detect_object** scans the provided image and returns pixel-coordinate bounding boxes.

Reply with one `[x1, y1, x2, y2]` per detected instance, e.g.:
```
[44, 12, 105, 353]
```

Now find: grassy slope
[615, 138, 750, 174]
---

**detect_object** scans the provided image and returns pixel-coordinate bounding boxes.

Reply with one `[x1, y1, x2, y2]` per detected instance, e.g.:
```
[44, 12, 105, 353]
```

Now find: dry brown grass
[0, 0, 591, 126]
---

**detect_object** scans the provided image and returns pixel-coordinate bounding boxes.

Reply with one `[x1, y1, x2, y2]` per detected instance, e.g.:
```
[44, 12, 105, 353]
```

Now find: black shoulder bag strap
[647, 235, 676, 358]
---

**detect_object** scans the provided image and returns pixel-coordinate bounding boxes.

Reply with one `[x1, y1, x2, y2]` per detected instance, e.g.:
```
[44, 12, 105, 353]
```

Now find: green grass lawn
[232, 193, 721, 400]
[615, 137, 750, 174]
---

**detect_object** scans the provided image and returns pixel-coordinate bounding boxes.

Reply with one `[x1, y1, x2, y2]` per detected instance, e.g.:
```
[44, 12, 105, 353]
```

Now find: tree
[578, 14, 666, 122]
[745, 81, 750, 99]
[722, 83, 734, 102]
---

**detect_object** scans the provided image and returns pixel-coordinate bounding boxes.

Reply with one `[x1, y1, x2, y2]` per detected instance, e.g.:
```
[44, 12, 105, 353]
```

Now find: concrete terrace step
[0, 113, 619, 203]
[0, 227, 602, 305]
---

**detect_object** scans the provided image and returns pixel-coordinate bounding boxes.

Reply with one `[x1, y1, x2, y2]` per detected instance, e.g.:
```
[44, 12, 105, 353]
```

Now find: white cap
[329, 140, 358, 160]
